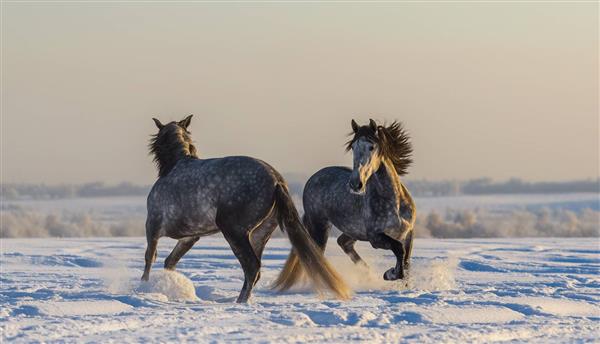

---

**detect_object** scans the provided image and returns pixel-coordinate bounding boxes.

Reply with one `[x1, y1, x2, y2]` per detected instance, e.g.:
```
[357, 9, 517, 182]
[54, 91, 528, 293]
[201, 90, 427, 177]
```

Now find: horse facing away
[274, 119, 416, 290]
[142, 115, 350, 303]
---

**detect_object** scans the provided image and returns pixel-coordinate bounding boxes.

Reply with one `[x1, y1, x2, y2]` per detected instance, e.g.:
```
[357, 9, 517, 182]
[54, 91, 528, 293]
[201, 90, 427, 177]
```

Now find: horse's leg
[222, 228, 261, 303]
[142, 234, 159, 281]
[164, 236, 200, 270]
[250, 216, 277, 260]
[249, 216, 278, 282]
[304, 214, 331, 251]
[383, 239, 405, 281]
[217, 205, 263, 303]
[337, 233, 367, 266]
[403, 230, 414, 270]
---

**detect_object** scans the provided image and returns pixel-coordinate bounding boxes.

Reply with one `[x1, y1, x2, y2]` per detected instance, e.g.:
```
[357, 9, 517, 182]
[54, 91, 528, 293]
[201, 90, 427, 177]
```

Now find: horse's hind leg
[165, 236, 200, 270]
[222, 229, 261, 303]
[217, 208, 262, 303]
[248, 217, 278, 283]
[337, 234, 367, 266]
[250, 217, 278, 259]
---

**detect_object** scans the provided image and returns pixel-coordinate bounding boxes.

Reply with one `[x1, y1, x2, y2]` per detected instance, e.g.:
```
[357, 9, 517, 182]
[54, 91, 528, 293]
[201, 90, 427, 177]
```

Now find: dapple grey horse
[274, 119, 416, 291]
[143, 115, 349, 302]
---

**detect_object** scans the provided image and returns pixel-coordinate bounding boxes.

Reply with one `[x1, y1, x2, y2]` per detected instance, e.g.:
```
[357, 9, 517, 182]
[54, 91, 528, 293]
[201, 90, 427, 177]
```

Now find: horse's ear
[351, 119, 359, 133]
[376, 125, 385, 140]
[179, 114, 193, 129]
[369, 119, 377, 132]
[152, 118, 164, 130]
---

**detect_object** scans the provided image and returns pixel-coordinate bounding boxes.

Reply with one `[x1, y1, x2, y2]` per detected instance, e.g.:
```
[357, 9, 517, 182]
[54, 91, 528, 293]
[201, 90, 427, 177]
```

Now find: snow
[1, 237, 599, 342]
[137, 271, 198, 302]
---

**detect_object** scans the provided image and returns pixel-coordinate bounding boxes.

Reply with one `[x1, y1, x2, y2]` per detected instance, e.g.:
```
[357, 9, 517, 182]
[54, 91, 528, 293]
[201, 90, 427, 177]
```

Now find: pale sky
[2, 3, 598, 184]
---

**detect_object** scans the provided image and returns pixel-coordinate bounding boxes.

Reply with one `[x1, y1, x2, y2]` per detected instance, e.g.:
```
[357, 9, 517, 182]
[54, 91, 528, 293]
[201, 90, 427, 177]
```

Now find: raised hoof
[383, 267, 403, 281]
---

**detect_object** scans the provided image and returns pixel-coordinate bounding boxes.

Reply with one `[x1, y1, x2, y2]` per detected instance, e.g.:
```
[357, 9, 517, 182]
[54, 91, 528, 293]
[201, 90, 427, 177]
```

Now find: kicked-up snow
[1, 237, 599, 342]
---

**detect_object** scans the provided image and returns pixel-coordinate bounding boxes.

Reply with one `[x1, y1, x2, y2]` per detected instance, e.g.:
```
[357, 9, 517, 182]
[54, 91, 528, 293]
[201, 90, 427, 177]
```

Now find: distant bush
[1, 182, 150, 200]
[1, 205, 145, 238]
[415, 207, 599, 238]
[2, 203, 597, 238]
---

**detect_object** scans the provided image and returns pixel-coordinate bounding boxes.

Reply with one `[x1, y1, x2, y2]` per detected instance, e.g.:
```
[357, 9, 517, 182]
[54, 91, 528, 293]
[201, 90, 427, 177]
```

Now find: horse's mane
[149, 123, 198, 177]
[346, 120, 413, 176]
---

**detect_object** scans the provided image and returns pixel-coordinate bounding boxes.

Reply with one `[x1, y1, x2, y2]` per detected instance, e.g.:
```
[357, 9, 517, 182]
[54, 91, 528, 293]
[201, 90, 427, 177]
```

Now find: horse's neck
[156, 144, 198, 177]
[368, 158, 405, 205]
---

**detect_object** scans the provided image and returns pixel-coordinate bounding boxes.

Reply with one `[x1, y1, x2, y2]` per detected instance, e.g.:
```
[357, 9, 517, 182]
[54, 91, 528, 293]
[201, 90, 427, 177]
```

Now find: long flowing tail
[271, 184, 350, 300]
[272, 250, 302, 291]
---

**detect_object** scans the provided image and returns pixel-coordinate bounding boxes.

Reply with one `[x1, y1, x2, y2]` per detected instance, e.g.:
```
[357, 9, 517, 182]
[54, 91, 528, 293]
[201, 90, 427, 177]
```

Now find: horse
[273, 119, 416, 291]
[142, 115, 350, 303]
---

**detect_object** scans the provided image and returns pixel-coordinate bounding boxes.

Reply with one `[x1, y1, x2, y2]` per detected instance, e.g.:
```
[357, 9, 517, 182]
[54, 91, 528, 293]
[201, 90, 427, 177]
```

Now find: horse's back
[155, 155, 279, 189]
[147, 156, 280, 238]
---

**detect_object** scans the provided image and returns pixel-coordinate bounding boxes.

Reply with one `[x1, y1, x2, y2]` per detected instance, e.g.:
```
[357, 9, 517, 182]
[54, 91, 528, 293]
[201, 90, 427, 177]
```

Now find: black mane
[149, 123, 198, 177]
[346, 120, 413, 176]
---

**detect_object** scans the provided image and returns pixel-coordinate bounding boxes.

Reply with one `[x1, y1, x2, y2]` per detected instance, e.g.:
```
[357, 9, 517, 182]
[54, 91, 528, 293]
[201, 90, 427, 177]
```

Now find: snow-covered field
[2, 236, 599, 343]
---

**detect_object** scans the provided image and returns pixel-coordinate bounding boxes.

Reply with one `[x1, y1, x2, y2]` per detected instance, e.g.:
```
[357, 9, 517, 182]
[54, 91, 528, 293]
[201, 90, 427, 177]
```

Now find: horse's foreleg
[383, 240, 405, 281]
[142, 237, 158, 281]
[403, 230, 414, 270]
[304, 214, 331, 251]
[337, 234, 367, 267]
[164, 236, 200, 270]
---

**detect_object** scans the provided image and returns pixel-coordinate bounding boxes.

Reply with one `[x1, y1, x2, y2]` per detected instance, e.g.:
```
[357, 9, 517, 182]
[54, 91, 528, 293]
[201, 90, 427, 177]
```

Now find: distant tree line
[458, 178, 600, 195]
[405, 178, 599, 196]
[1, 178, 598, 200]
[1, 182, 150, 200]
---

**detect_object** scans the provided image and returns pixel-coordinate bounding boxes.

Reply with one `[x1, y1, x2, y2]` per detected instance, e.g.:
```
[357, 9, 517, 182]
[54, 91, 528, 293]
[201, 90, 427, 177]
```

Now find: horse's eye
[369, 146, 374, 151]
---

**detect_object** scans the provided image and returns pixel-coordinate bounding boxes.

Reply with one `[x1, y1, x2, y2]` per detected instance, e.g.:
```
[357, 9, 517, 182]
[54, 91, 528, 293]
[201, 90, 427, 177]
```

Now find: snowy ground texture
[2, 237, 599, 343]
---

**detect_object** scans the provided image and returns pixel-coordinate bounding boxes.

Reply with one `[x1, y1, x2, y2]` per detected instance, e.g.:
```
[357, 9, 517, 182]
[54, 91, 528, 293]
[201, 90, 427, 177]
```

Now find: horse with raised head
[142, 115, 350, 302]
[274, 119, 416, 290]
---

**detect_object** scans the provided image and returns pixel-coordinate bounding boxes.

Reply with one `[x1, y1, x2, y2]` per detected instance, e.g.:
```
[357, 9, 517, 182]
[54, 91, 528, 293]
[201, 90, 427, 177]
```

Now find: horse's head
[150, 115, 197, 176]
[151, 115, 196, 153]
[346, 119, 383, 195]
[152, 114, 193, 139]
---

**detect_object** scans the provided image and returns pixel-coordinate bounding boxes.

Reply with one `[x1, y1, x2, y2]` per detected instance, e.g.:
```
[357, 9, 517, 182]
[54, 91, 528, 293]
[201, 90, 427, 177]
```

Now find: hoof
[141, 274, 149, 281]
[383, 267, 403, 281]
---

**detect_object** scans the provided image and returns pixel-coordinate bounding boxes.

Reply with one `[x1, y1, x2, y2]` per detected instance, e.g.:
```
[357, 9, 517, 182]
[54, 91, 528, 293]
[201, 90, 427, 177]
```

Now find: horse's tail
[271, 183, 350, 300]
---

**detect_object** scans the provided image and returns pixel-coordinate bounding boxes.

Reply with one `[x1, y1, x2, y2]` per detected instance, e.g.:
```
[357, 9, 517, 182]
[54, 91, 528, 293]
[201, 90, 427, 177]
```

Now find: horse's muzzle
[348, 180, 365, 195]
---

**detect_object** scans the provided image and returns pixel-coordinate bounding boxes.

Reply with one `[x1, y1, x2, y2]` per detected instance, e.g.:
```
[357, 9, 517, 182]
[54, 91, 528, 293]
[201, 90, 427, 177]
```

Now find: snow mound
[137, 270, 198, 301]
[409, 256, 457, 291]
